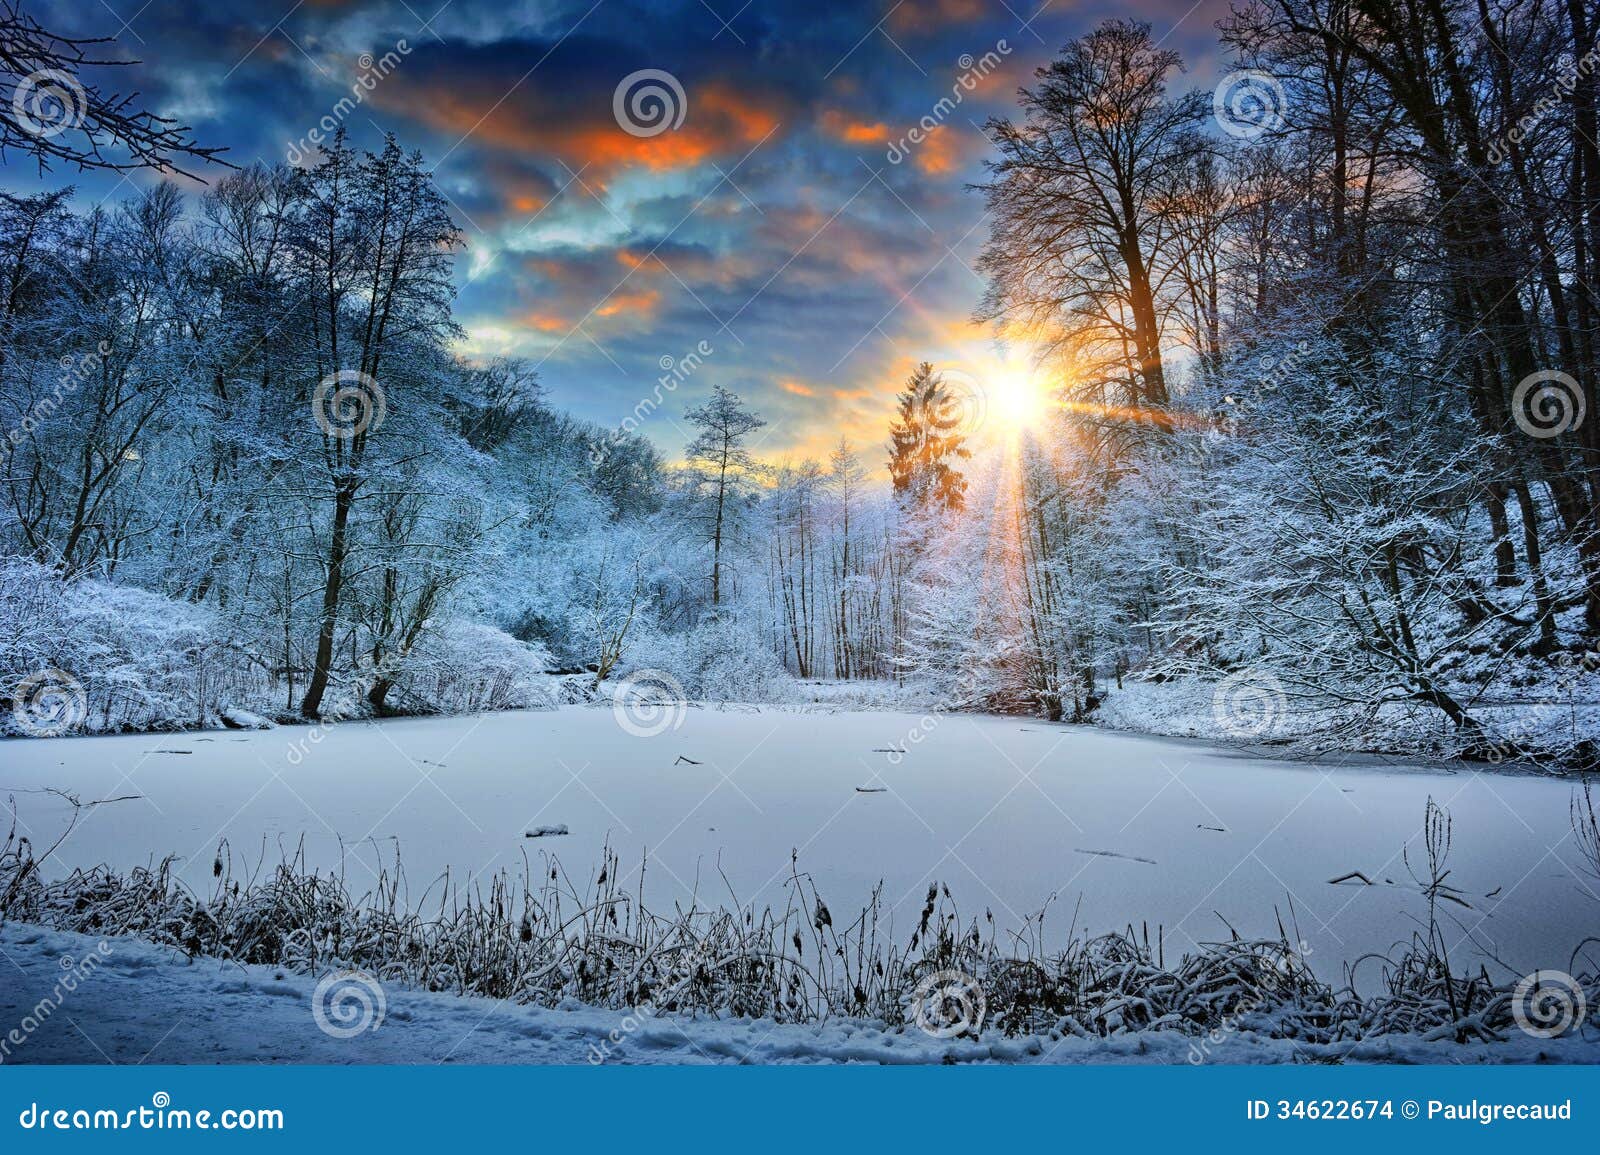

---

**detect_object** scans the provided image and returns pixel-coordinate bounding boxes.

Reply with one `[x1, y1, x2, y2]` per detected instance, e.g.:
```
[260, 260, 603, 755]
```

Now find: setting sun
[991, 369, 1048, 429]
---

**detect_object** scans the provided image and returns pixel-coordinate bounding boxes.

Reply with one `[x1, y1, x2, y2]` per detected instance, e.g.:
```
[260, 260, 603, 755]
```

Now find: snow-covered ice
[4, 705, 1595, 989]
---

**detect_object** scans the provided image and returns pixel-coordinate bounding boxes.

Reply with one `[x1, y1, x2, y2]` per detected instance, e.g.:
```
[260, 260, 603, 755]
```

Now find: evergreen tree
[887, 362, 969, 512]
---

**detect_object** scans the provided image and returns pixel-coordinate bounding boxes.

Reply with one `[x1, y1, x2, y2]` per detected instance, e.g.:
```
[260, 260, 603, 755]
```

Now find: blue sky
[7, 0, 1237, 463]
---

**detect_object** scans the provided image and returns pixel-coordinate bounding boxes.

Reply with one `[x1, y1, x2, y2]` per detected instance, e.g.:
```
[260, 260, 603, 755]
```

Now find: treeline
[0, 134, 659, 726]
[899, 1, 1600, 758]
[0, 133, 912, 729]
[6, 0, 1600, 762]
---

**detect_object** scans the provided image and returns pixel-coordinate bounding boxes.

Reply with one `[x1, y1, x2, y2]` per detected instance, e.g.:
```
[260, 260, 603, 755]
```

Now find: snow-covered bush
[0, 559, 554, 733]
[396, 619, 556, 714]
[627, 616, 796, 703]
[0, 557, 239, 733]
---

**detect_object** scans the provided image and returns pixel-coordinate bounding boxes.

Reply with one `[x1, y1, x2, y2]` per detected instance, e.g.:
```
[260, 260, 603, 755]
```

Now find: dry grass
[2, 794, 1596, 1046]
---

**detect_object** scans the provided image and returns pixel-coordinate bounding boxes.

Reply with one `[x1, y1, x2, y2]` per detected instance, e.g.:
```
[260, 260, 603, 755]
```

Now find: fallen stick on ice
[1074, 848, 1157, 865]
[1327, 871, 1373, 885]
[524, 825, 569, 838]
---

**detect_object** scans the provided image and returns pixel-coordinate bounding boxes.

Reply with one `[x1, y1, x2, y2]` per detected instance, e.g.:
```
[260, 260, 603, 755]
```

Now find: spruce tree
[887, 362, 969, 512]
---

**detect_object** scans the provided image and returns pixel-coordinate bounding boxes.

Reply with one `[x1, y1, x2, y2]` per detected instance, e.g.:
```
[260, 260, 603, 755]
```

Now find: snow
[219, 708, 273, 731]
[3, 923, 1595, 1065]
[4, 705, 1595, 990]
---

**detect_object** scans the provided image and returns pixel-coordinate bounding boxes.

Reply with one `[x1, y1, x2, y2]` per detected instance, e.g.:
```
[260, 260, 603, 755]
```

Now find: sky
[8, 0, 1238, 466]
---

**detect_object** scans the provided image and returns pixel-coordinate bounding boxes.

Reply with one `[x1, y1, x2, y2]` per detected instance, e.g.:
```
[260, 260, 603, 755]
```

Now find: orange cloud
[887, 0, 986, 34]
[781, 380, 817, 396]
[594, 289, 660, 318]
[820, 109, 890, 145]
[372, 78, 782, 179]
[522, 313, 571, 334]
[913, 124, 964, 175]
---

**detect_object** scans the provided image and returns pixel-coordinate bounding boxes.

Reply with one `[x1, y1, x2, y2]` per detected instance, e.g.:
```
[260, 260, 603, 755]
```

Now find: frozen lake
[4, 705, 1595, 984]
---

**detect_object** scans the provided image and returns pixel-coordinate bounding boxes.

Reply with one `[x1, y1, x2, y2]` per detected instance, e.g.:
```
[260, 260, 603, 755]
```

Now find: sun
[991, 369, 1048, 430]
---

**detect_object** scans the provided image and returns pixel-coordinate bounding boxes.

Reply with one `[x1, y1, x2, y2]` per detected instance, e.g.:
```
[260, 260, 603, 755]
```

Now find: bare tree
[979, 19, 1206, 414]
[684, 385, 766, 609]
[0, 1, 227, 177]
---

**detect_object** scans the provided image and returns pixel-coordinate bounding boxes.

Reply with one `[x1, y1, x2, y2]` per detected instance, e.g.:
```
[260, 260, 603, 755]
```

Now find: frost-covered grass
[8, 922, 1597, 1065]
[4, 706, 1599, 1062]
[5, 790, 1598, 1060]
[5, 706, 1595, 983]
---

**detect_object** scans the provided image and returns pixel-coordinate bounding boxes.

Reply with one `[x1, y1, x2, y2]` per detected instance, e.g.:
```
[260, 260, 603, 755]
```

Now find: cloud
[911, 123, 967, 175]
[886, 0, 988, 35]
[366, 37, 786, 185]
[819, 108, 890, 145]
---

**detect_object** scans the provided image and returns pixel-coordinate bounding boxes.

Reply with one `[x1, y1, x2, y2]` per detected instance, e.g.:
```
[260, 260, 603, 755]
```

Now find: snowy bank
[3, 924, 1596, 1065]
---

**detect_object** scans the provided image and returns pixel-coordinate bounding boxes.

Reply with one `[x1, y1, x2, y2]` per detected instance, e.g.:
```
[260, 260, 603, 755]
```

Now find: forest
[3, 0, 1599, 773]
